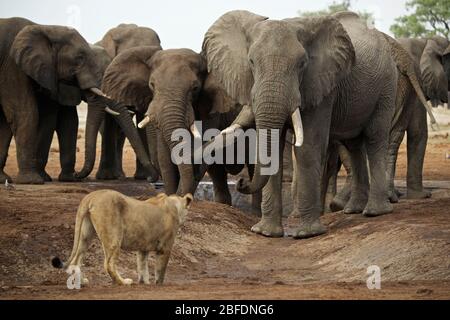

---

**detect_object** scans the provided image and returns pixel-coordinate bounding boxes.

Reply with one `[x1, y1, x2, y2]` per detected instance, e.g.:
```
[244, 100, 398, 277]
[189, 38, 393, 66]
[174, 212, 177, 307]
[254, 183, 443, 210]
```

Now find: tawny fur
[53, 190, 193, 286]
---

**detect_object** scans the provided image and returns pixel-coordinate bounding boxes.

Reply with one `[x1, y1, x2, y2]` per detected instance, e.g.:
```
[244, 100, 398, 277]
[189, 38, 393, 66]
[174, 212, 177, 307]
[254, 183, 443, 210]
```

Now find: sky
[0, 0, 409, 51]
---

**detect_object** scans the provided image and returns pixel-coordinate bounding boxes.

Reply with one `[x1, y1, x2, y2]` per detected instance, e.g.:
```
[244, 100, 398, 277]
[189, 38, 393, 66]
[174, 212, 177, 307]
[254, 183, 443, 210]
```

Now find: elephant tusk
[190, 123, 202, 140]
[138, 116, 151, 129]
[220, 124, 242, 135]
[291, 108, 304, 147]
[90, 87, 111, 99]
[128, 110, 135, 115]
[105, 107, 120, 116]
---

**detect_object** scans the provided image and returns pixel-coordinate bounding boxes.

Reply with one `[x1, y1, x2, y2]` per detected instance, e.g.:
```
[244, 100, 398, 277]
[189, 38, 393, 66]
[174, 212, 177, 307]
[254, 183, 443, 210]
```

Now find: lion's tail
[51, 197, 91, 269]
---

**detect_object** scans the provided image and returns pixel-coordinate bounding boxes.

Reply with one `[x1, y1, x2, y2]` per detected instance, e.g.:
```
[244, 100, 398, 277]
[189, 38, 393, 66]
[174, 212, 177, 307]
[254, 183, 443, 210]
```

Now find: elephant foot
[38, 170, 52, 182]
[96, 167, 123, 180]
[330, 196, 347, 212]
[251, 218, 284, 238]
[292, 220, 327, 239]
[388, 188, 399, 203]
[15, 172, 45, 185]
[58, 171, 81, 182]
[343, 196, 367, 214]
[406, 189, 431, 199]
[214, 192, 232, 206]
[362, 200, 393, 217]
[134, 167, 151, 180]
[0, 171, 12, 184]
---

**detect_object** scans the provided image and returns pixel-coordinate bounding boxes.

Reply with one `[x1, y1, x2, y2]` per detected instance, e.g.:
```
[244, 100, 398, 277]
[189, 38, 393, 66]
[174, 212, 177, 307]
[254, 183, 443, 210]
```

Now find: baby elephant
[52, 190, 193, 286]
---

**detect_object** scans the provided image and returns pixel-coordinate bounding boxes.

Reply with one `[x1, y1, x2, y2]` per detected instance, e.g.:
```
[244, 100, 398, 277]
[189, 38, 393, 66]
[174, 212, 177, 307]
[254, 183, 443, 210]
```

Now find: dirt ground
[0, 106, 449, 300]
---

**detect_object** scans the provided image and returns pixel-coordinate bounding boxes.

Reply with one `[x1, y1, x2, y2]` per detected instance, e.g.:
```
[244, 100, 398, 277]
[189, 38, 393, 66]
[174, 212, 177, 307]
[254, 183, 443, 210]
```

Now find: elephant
[76, 23, 162, 181]
[0, 17, 131, 184]
[329, 35, 450, 211]
[202, 10, 401, 238]
[100, 45, 261, 206]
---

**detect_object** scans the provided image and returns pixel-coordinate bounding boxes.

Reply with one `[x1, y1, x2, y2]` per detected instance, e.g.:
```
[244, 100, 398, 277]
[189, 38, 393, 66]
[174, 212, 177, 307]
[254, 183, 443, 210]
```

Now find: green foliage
[298, 0, 374, 25]
[390, 0, 450, 39]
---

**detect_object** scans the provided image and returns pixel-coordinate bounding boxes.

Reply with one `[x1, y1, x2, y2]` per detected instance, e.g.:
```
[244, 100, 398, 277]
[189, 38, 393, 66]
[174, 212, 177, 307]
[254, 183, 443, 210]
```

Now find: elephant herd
[1, 11, 449, 239]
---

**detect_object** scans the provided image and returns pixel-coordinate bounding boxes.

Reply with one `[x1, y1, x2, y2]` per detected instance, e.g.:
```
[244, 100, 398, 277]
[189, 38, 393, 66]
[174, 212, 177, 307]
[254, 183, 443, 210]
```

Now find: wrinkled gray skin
[0, 17, 119, 184]
[76, 23, 162, 181]
[101, 46, 261, 206]
[329, 35, 450, 212]
[203, 11, 399, 238]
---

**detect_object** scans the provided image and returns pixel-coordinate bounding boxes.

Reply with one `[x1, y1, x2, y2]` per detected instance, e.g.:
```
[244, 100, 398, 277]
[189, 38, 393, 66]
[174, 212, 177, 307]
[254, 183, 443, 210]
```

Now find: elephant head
[443, 44, 450, 91]
[97, 23, 161, 59]
[10, 24, 106, 98]
[202, 10, 355, 194]
[102, 46, 211, 195]
[420, 36, 449, 107]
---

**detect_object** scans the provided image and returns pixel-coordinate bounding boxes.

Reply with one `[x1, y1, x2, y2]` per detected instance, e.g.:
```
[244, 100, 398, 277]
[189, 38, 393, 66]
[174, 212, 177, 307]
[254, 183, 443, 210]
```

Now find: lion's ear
[183, 193, 193, 209]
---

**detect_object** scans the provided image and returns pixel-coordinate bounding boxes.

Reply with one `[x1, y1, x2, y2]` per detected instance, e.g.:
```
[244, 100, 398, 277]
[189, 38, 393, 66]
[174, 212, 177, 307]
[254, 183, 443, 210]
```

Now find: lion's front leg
[136, 251, 150, 284]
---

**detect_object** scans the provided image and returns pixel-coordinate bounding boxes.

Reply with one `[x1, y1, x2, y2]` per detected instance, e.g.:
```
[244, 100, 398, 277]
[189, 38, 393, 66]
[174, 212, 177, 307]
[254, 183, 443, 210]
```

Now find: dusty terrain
[0, 106, 449, 300]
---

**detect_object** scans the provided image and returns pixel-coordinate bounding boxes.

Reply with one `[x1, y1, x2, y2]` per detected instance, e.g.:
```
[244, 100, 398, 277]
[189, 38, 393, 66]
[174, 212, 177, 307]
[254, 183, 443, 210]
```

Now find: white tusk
[190, 123, 202, 140]
[220, 124, 242, 135]
[444, 103, 448, 110]
[291, 108, 304, 147]
[138, 116, 151, 129]
[90, 87, 110, 99]
[128, 110, 135, 115]
[105, 106, 120, 116]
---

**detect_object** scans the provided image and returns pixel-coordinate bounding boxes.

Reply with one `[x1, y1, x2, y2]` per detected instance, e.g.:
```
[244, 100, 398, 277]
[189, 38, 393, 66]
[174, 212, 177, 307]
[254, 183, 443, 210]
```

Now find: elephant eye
[249, 58, 254, 66]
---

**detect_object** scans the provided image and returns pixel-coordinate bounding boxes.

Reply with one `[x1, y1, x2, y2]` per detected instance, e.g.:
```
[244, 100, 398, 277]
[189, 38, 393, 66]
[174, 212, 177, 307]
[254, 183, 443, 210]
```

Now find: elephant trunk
[75, 97, 106, 179]
[236, 101, 288, 194]
[159, 103, 196, 195]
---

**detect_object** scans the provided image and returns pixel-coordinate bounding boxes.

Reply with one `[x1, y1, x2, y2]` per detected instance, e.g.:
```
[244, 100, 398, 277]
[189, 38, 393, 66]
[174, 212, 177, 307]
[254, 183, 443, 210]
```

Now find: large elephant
[76, 23, 162, 180]
[330, 35, 450, 210]
[202, 11, 400, 238]
[100, 46, 259, 203]
[0, 17, 127, 184]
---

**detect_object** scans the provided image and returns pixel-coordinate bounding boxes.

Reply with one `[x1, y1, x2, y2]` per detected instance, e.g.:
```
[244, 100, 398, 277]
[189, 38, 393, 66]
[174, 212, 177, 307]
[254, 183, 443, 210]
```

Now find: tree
[298, 0, 374, 25]
[390, 0, 450, 39]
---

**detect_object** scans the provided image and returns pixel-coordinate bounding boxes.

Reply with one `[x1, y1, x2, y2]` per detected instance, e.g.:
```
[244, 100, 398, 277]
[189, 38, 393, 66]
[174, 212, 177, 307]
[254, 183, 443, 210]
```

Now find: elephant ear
[196, 72, 240, 120]
[102, 45, 162, 111]
[443, 45, 450, 90]
[420, 39, 448, 103]
[10, 25, 57, 96]
[286, 13, 356, 108]
[202, 10, 268, 105]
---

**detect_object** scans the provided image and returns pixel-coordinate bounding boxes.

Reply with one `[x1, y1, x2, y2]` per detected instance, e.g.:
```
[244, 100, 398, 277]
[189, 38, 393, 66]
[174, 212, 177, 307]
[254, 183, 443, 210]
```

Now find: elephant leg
[386, 123, 406, 203]
[406, 101, 430, 199]
[157, 133, 179, 195]
[35, 98, 58, 182]
[251, 129, 286, 238]
[208, 164, 232, 205]
[361, 97, 394, 217]
[134, 113, 151, 180]
[342, 139, 369, 214]
[4, 102, 43, 184]
[322, 142, 339, 213]
[96, 115, 123, 180]
[115, 129, 126, 179]
[330, 142, 352, 211]
[247, 164, 262, 214]
[0, 108, 13, 183]
[56, 106, 79, 182]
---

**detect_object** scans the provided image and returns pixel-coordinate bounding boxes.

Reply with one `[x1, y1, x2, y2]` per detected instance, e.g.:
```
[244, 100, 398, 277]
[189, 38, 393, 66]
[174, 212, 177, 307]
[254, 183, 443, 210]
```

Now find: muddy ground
[0, 107, 449, 299]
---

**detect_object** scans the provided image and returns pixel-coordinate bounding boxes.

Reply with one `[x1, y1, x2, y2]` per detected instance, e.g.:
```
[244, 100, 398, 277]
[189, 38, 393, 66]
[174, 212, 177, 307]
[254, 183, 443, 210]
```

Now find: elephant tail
[51, 196, 91, 269]
[381, 32, 438, 130]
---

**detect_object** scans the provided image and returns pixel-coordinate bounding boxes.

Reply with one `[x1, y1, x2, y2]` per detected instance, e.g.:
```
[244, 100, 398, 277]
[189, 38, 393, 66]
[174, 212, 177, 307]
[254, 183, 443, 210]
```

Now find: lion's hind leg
[67, 214, 95, 285]
[102, 241, 133, 286]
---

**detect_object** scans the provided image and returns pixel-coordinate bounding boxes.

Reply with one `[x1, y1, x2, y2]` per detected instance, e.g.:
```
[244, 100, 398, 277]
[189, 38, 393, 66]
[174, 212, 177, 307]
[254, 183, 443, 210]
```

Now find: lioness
[52, 190, 193, 285]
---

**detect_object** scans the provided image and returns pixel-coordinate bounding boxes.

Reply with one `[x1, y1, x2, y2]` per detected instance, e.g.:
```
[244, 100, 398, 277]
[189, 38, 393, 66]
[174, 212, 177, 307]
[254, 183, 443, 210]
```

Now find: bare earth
[0, 107, 449, 300]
